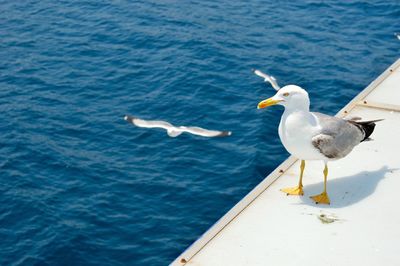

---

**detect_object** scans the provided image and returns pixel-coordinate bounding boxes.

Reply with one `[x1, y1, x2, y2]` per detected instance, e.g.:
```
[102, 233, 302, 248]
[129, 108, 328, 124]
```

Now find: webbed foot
[281, 186, 304, 196]
[310, 191, 330, 205]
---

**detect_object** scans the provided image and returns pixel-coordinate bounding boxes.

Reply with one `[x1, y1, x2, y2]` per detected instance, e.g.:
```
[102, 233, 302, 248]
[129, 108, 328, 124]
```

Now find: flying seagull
[124, 115, 231, 138]
[253, 69, 281, 91]
[257, 85, 382, 204]
[395, 33, 400, 41]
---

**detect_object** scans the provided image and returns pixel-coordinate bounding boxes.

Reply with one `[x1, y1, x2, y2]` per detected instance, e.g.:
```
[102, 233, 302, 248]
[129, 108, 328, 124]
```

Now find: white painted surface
[365, 65, 400, 107]
[172, 59, 400, 266]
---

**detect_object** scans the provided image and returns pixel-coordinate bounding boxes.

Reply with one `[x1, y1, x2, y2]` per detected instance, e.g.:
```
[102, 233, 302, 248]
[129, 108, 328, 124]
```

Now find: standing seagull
[257, 85, 382, 204]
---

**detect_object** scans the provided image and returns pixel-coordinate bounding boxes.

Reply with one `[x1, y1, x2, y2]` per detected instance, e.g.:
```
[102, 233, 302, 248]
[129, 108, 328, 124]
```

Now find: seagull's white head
[257, 85, 310, 111]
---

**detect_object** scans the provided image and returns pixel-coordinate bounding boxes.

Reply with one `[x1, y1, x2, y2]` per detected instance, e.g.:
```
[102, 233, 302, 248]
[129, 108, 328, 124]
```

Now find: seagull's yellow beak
[257, 97, 282, 109]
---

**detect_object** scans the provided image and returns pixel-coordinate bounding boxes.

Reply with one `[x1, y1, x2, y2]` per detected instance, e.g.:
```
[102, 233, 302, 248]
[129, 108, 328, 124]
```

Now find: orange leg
[281, 160, 305, 196]
[310, 163, 330, 204]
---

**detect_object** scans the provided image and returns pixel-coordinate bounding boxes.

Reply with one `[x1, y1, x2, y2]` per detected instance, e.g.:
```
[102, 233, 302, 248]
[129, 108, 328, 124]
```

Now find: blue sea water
[0, 0, 399, 265]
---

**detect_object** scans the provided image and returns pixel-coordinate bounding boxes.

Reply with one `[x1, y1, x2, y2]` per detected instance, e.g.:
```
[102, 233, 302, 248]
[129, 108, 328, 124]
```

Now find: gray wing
[311, 112, 364, 159]
[179, 126, 231, 137]
[344, 116, 362, 121]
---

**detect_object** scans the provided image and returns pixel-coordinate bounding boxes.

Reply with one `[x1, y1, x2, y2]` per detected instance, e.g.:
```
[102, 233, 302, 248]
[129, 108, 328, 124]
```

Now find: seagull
[395, 33, 400, 40]
[124, 115, 231, 138]
[257, 84, 382, 204]
[253, 69, 281, 91]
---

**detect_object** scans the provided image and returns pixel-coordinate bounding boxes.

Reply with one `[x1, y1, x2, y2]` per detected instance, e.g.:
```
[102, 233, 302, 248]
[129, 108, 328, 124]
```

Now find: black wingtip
[361, 123, 376, 142]
[353, 119, 384, 142]
[218, 131, 232, 137]
[124, 115, 135, 124]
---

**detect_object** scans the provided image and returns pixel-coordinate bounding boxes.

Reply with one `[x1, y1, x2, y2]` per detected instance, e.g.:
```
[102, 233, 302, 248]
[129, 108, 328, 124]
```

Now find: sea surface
[0, 1, 399, 265]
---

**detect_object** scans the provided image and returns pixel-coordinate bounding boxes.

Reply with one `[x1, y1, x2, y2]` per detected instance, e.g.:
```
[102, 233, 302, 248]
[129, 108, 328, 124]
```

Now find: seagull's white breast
[278, 111, 326, 160]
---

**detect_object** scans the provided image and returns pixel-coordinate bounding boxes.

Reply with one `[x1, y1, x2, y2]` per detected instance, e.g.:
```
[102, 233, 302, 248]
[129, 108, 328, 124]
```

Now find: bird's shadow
[299, 166, 397, 208]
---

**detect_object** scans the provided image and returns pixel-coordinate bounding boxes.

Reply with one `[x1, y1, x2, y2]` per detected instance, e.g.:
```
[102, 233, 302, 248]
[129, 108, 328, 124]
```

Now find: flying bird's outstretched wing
[253, 69, 281, 91]
[124, 115, 173, 130]
[179, 126, 231, 137]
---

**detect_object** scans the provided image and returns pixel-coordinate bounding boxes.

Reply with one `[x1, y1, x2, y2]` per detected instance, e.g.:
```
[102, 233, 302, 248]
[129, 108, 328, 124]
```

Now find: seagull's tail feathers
[351, 119, 384, 142]
[167, 129, 182, 138]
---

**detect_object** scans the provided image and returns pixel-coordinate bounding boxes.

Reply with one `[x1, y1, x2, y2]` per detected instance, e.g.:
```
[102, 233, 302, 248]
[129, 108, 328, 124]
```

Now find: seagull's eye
[283, 92, 290, 97]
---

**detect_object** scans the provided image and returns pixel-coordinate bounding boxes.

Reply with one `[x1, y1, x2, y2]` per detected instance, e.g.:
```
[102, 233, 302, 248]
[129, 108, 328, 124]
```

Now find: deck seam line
[356, 101, 400, 112]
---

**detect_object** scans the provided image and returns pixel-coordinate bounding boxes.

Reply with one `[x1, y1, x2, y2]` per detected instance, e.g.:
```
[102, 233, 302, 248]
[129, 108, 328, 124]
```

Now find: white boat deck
[172, 59, 400, 266]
